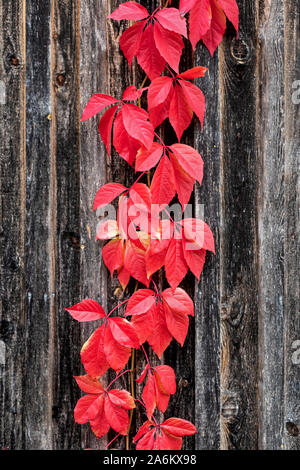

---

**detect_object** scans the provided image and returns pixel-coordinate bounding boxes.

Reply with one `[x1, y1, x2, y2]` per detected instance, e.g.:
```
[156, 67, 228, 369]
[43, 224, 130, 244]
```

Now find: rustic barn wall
[0, 0, 299, 450]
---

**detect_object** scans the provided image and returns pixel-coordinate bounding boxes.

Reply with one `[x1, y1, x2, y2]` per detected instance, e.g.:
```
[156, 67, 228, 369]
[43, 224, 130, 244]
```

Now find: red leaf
[188, 0, 212, 50]
[179, 80, 206, 127]
[147, 76, 173, 110]
[74, 375, 105, 395]
[155, 8, 187, 37]
[102, 239, 124, 278]
[124, 241, 150, 287]
[125, 289, 156, 317]
[81, 325, 110, 378]
[161, 287, 194, 317]
[109, 2, 149, 21]
[118, 266, 131, 291]
[201, 2, 226, 55]
[136, 24, 166, 80]
[134, 417, 197, 450]
[164, 301, 189, 346]
[142, 373, 157, 418]
[161, 418, 197, 436]
[169, 83, 193, 141]
[108, 317, 140, 349]
[104, 396, 130, 435]
[153, 23, 184, 74]
[90, 406, 110, 439]
[181, 218, 215, 253]
[150, 155, 176, 206]
[120, 21, 146, 67]
[177, 66, 208, 80]
[147, 302, 172, 358]
[66, 299, 106, 322]
[113, 109, 140, 165]
[179, 0, 197, 14]
[74, 394, 103, 424]
[81, 94, 119, 121]
[145, 236, 170, 278]
[98, 105, 118, 156]
[122, 103, 154, 150]
[108, 389, 136, 409]
[93, 183, 126, 211]
[123, 85, 145, 101]
[169, 143, 204, 183]
[170, 152, 194, 207]
[217, 0, 239, 32]
[165, 237, 188, 289]
[183, 244, 206, 280]
[153, 365, 176, 395]
[148, 87, 173, 129]
[129, 183, 151, 213]
[131, 309, 155, 344]
[96, 220, 119, 240]
[136, 143, 164, 172]
[103, 324, 132, 373]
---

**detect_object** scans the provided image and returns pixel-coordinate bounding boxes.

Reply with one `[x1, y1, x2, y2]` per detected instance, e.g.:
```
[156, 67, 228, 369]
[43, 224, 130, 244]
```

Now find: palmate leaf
[147, 68, 207, 140]
[134, 417, 197, 450]
[179, 0, 239, 55]
[109, 3, 187, 78]
[74, 376, 135, 437]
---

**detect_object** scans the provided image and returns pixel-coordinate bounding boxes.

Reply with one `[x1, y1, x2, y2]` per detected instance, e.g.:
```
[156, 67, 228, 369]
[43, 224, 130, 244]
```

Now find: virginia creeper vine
[66, 0, 239, 450]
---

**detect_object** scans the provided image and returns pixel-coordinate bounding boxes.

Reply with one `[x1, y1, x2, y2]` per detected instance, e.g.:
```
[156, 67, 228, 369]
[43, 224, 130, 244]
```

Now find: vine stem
[126, 348, 136, 450]
[106, 369, 131, 391]
[106, 298, 129, 319]
[142, 344, 151, 367]
[105, 433, 121, 450]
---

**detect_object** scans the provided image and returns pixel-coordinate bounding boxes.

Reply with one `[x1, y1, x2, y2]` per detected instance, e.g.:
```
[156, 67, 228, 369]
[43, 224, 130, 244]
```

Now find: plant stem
[126, 348, 136, 450]
[105, 433, 121, 450]
[106, 369, 131, 391]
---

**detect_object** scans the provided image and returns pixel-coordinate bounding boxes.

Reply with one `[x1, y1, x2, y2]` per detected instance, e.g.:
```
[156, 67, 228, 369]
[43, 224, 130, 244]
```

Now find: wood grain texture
[257, 0, 285, 450]
[194, 47, 221, 450]
[0, 0, 299, 451]
[0, 0, 25, 450]
[23, 0, 54, 449]
[79, 0, 109, 450]
[219, 0, 259, 449]
[51, 0, 82, 450]
[283, 0, 300, 451]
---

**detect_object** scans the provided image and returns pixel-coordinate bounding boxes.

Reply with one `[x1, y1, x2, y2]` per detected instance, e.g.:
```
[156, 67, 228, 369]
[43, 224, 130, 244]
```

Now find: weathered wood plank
[79, 0, 109, 450]
[194, 47, 221, 449]
[23, 0, 54, 449]
[283, 0, 300, 451]
[0, 0, 26, 450]
[257, 0, 285, 450]
[219, 0, 259, 449]
[51, 0, 82, 450]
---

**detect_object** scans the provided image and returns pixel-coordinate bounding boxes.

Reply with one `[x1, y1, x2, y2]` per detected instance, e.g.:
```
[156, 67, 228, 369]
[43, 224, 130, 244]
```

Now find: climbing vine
[66, 0, 239, 450]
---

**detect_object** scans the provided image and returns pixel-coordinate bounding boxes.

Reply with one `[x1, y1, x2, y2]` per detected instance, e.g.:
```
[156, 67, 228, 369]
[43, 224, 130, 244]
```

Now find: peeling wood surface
[0, 0, 299, 450]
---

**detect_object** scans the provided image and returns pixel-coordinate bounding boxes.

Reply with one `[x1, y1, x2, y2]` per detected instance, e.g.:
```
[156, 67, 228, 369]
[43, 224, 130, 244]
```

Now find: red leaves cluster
[134, 418, 197, 450]
[126, 287, 194, 357]
[110, 3, 187, 78]
[74, 375, 135, 437]
[179, 0, 239, 54]
[67, 0, 239, 451]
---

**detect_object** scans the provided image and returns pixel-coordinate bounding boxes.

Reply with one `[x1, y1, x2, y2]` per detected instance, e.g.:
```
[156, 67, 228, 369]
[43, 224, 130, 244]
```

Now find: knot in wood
[56, 74, 66, 87]
[286, 422, 299, 437]
[10, 56, 19, 66]
[230, 38, 250, 64]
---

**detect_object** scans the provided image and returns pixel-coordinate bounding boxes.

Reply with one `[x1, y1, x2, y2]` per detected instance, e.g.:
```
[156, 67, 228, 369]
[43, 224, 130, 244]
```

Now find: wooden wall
[0, 0, 299, 450]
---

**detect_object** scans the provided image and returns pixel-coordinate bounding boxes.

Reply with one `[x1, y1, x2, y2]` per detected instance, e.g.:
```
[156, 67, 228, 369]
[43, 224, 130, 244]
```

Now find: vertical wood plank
[283, 0, 300, 451]
[80, 0, 108, 450]
[257, 0, 285, 450]
[23, 0, 54, 449]
[194, 48, 221, 449]
[219, 0, 259, 449]
[52, 0, 82, 450]
[0, 0, 26, 450]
